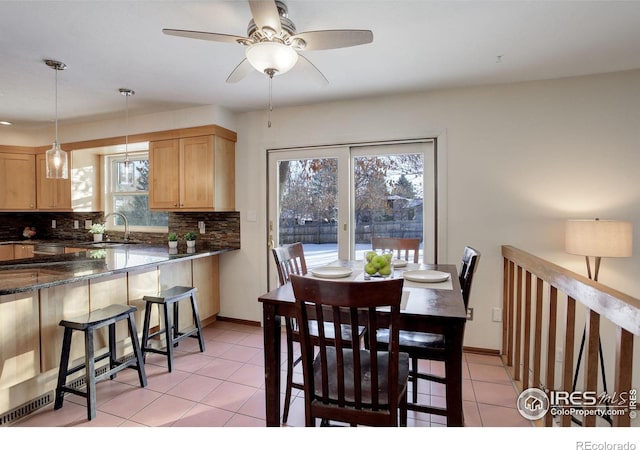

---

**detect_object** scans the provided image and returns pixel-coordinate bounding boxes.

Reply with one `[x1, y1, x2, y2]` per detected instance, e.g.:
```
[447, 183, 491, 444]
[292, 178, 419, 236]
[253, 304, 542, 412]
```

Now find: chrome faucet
[103, 212, 130, 241]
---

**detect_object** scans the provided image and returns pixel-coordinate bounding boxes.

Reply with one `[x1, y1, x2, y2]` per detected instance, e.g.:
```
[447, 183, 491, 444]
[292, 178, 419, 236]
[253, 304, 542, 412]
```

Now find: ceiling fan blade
[163, 28, 246, 45]
[292, 30, 373, 51]
[249, 0, 282, 34]
[297, 55, 329, 86]
[226, 58, 255, 83]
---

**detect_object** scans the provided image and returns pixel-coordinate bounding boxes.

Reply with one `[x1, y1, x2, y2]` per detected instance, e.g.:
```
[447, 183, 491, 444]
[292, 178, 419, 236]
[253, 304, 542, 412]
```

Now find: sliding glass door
[267, 140, 435, 288]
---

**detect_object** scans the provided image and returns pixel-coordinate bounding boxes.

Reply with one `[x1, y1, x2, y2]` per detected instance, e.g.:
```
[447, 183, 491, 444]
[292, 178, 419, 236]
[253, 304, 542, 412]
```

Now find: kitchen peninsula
[0, 242, 238, 423]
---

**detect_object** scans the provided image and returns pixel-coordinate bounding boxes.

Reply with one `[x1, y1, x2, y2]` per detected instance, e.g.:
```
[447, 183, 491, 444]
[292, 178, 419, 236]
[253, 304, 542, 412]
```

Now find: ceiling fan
[162, 0, 374, 85]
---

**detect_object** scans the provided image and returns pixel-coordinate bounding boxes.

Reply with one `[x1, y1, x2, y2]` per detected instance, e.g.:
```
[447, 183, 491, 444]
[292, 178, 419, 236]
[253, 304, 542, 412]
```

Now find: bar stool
[54, 304, 148, 420]
[141, 286, 205, 372]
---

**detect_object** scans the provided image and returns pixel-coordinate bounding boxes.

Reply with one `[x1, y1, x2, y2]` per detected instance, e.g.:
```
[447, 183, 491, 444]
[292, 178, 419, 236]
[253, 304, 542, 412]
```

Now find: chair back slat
[272, 242, 307, 285]
[371, 237, 421, 263]
[459, 246, 481, 308]
[291, 274, 406, 426]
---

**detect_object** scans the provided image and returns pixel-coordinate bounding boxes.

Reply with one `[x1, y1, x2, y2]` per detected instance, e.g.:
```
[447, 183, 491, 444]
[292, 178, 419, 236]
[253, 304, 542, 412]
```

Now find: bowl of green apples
[364, 250, 393, 278]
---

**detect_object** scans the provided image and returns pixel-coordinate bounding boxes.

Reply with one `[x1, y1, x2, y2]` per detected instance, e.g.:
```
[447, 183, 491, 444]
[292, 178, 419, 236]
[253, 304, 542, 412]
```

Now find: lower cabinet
[0, 291, 40, 413]
[0, 254, 221, 418]
[14, 244, 34, 260]
[0, 245, 13, 261]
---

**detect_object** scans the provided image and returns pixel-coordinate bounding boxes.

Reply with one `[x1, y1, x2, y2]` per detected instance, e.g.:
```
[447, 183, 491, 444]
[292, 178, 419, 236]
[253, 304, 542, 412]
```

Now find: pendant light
[118, 88, 135, 185]
[44, 59, 69, 179]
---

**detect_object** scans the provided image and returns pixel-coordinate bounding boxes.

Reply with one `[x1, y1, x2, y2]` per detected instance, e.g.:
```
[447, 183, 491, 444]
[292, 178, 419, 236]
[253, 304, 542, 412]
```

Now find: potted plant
[89, 223, 106, 242]
[184, 231, 197, 248]
[168, 232, 178, 248]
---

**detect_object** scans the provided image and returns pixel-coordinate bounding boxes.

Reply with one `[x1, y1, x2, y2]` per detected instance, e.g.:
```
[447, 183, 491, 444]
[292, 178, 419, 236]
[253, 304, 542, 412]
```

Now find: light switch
[247, 211, 257, 222]
[85, 220, 92, 229]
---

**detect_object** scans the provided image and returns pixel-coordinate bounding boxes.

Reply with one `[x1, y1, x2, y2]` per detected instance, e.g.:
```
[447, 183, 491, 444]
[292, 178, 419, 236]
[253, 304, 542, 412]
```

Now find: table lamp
[564, 217, 633, 426]
[565, 218, 633, 281]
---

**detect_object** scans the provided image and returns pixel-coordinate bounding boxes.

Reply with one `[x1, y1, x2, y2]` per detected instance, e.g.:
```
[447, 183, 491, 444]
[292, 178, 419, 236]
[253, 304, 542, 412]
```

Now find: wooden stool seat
[141, 286, 205, 372]
[54, 303, 148, 420]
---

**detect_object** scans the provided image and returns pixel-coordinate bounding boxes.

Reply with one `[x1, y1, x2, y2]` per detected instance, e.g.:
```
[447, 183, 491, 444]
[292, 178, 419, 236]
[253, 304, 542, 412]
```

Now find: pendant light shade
[119, 88, 135, 186]
[44, 59, 69, 179]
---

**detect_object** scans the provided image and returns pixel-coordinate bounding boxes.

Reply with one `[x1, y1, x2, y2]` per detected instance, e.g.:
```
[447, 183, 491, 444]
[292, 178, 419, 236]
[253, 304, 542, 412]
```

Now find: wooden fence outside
[279, 220, 423, 245]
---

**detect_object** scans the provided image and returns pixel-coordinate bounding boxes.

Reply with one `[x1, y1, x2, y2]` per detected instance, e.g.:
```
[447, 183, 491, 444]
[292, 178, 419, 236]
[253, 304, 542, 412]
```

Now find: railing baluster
[502, 257, 510, 364]
[583, 309, 600, 427]
[561, 295, 576, 427]
[514, 266, 523, 381]
[613, 327, 634, 427]
[544, 286, 558, 427]
[507, 260, 515, 367]
[533, 277, 543, 392]
[523, 270, 532, 389]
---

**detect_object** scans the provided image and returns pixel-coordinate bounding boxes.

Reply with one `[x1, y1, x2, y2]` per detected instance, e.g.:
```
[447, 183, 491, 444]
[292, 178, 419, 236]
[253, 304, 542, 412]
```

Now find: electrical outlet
[198, 221, 205, 234]
[73, 220, 79, 229]
[51, 220, 56, 229]
[85, 220, 92, 229]
[492, 307, 502, 322]
[466, 308, 473, 321]
[556, 348, 564, 363]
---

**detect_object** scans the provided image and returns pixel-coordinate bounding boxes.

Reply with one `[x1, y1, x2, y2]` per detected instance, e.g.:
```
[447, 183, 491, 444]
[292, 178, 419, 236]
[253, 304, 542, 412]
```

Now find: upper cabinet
[149, 133, 235, 211]
[0, 151, 36, 210]
[36, 153, 72, 210]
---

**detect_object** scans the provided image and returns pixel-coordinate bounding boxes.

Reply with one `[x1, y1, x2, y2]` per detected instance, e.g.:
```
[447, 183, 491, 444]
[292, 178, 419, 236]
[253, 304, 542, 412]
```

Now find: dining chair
[290, 274, 409, 427]
[271, 242, 365, 423]
[376, 246, 481, 420]
[371, 237, 421, 263]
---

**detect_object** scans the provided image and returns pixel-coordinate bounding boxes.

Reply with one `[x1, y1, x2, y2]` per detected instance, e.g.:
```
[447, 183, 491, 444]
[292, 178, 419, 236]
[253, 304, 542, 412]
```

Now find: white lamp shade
[245, 42, 299, 75]
[565, 219, 633, 257]
[45, 141, 69, 179]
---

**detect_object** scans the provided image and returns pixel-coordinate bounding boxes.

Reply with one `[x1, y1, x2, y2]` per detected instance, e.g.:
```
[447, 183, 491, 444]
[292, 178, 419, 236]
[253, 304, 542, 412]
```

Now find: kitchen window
[106, 152, 168, 231]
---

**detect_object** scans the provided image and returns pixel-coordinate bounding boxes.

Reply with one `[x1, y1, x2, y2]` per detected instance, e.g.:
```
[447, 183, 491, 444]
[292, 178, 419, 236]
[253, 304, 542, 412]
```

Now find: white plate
[403, 270, 450, 283]
[311, 266, 353, 279]
[392, 259, 407, 267]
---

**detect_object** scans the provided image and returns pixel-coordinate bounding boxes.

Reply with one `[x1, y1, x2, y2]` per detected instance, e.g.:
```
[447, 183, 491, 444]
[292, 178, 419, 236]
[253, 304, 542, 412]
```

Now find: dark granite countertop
[0, 241, 238, 295]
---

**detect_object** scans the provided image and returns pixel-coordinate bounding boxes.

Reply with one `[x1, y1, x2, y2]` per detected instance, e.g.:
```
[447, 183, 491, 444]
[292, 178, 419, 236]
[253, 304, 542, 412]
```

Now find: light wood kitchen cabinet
[14, 244, 34, 259]
[36, 153, 72, 210]
[149, 135, 235, 211]
[0, 245, 14, 261]
[0, 152, 36, 210]
[0, 291, 40, 409]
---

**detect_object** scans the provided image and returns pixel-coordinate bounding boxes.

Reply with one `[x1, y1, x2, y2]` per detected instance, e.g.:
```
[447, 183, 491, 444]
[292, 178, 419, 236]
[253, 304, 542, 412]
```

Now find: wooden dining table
[258, 260, 468, 426]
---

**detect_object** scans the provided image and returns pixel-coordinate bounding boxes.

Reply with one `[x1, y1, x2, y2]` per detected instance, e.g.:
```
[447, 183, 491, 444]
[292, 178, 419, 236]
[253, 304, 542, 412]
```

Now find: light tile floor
[12, 320, 533, 428]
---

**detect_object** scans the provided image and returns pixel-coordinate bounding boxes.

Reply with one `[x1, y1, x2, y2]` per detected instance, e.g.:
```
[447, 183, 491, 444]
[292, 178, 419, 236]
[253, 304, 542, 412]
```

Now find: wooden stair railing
[502, 245, 639, 427]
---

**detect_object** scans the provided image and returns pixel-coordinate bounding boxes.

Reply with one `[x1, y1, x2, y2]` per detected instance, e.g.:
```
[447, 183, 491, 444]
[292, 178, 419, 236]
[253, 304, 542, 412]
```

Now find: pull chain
[268, 73, 273, 128]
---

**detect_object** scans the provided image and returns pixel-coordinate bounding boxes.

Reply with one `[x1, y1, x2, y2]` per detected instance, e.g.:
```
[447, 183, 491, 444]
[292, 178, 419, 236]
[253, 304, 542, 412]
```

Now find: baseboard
[463, 346, 501, 356]
[216, 316, 261, 327]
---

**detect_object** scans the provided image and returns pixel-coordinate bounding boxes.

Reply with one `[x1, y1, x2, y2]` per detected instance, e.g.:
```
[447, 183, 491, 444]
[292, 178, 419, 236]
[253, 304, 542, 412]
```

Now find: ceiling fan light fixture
[245, 41, 298, 76]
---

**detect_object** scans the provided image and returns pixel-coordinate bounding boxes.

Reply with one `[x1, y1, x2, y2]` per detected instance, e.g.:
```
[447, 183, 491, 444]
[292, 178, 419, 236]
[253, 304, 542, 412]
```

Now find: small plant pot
[93, 234, 103, 242]
[168, 241, 178, 249]
[186, 240, 196, 248]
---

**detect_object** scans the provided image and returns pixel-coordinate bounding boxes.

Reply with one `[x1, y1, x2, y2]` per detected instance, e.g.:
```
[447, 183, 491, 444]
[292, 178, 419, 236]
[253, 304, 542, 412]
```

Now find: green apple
[365, 262, 377, 275]
[378, 265, 392, 276]
[372, 255, 387, 270]
[384, 253, 392, 262]
[366, 251, 377, 263]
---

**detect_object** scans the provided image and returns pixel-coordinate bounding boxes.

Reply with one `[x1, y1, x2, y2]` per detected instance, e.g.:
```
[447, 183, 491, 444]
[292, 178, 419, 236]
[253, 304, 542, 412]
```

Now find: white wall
[225, 69, 640, 352]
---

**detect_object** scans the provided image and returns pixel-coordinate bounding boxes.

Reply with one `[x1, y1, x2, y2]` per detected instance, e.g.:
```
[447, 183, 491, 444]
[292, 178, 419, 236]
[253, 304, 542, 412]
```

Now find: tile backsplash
[0, 211, 240, 248]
